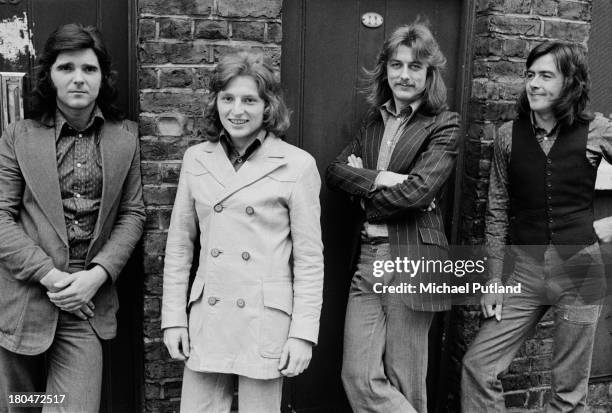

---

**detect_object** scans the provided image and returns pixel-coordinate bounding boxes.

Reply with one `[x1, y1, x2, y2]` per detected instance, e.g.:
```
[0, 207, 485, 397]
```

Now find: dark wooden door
[0, 1, 140, 412]
[281, 1, 471, 411]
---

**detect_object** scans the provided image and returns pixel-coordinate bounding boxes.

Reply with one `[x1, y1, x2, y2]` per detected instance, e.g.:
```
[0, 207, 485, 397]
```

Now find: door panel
[282, 1, 467, 411]
[0, 1, 140, 412]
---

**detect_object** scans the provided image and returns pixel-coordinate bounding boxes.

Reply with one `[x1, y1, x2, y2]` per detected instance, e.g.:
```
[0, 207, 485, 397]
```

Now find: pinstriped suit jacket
[325, 109, 460, 311]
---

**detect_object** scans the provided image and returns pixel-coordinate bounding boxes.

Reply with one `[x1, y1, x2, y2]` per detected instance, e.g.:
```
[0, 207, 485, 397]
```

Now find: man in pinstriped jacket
[326, 22, 460, 413]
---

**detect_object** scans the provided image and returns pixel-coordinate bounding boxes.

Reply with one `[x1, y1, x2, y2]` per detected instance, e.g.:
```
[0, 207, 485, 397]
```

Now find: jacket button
[245, 206, 254, 215]
[214, 204, 223, 213]
[208, 297, 218, 306]
[241, 251, 250, 261]
[236, 298, 245, 308]
[211, 248, 221, 257]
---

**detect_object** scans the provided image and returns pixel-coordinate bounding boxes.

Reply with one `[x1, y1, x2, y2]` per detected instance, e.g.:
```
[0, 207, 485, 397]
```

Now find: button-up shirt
[55, 107, 104, 268]
[219, 131, 266, 171]
[485, 113, 612, 280]
[364, 99, 419, 238]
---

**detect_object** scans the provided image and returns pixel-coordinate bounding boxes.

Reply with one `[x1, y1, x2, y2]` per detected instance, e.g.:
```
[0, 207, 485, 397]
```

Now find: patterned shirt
[363, 100, 419, 238]
[55, 107, 104, 268]
[485, 113, 612, 280]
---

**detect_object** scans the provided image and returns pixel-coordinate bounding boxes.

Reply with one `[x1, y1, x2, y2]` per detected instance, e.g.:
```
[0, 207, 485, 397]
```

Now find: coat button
[208, 297, 218, 306]
[214, 204, 223, 213]
[211, 248, 221, 257]
[245, 206, 254, 215]
[241, 251, 250, 261]
[236, 298, 245, 308]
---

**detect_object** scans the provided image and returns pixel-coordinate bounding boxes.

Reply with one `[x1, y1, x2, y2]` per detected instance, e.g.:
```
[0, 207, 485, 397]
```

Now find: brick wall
[137, 1, 282, 411]
[458, 0, 611, 411]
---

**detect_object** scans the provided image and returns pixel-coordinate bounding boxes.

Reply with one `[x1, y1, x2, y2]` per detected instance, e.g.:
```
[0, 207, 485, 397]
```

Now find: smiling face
[217, 75, 266, 148]
[386, 44, 428, 110]
[525, 53, 564, 118]
[50, 48, 101, 116]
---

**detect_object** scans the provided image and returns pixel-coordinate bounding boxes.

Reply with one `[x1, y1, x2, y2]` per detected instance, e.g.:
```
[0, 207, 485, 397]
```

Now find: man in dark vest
[462, 41, 612, 412]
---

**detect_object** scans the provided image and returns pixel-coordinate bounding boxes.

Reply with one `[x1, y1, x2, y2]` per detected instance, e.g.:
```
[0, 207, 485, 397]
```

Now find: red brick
[144, 271, 163, 295]
[139, 68, 158, 89]
[162, 380, 182, 399]
[141, 162, 161, 185]
[144, 398, 180, 413]
[218, 0, 281, 18]
[139, 114, 157, 135]
[161, 163, 182, 184]
[139, 19, 156, 41]
[145, 208, 162, 231]
[143, 185, 178, 206]
[543, 20, 590, 42]
[140, 91, 207, 114]
[144, 232, 167, 254]
[144, 296, 161, 318]
[144, 382, 161, 399]
[533, 0, 558, 16]
[140, 42, 210, 65]
[531, 355, 552, 371]
[140, 0, 213, 15]
[483, 15, 541, 36]
[159, 18, 191, 40]
[194, 67, 214, 90]
[143, 319, 163, 340]
[194, 19, 229, 39]
[141, 137, 190, 161]
[469, 100, 516, 121]
[508, 358, 531, 374]
[527, 389, 545, 408]
[476, 0, 531, 14]
[267, 22, 282, 43]
[144, 360, 184, 380]
[558, 1, 591, 20]
[160, 68, 194, 89]
[231, 21, 265, 42]
[504, 391, 527, 408]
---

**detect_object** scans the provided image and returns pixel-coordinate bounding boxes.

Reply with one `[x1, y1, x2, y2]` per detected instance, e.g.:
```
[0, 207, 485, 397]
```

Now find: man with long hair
[0, 23, 144, 412]
[462, 41, 612, 412]
[326, 22, 460, 412]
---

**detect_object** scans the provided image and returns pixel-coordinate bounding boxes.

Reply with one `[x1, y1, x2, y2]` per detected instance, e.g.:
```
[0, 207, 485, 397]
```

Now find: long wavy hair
[364, 21, 448, 118]
[203, 50, 290, 140]
[30, 23, 123, 121]
[517, 41, 593, 126]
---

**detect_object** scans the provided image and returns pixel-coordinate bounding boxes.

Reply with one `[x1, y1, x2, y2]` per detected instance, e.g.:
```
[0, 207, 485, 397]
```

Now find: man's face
[525, 53, 564, 117]
[386, 45, 428, 110]
[50, 48, 101, 114]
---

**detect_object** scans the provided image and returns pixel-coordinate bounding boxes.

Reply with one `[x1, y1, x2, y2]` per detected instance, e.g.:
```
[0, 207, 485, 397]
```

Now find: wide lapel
[363, 120, 385, 169]
[214, 135, 287, 204]
[18, 122, 67, 244]
[193, 140, 237, 187]
[387, 112, 436, 172]
[93, 122, 134, 240]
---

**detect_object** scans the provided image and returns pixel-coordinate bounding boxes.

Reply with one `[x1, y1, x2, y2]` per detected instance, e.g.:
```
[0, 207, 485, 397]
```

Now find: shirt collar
[380, 99, 420, 121]
[220, 129, 267, 158]
[530, 111, 559, 137]
[54, 106, 105, 143]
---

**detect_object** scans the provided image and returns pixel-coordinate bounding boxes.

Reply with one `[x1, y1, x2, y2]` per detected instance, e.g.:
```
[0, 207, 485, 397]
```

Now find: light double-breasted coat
[0, 116, 145, 355]
[161, 134, 324, 379]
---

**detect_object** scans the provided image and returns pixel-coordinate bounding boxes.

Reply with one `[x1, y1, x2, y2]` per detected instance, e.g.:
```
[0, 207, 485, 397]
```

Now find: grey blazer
[326, 110, 460, 311]
[0, 116, 145, 355]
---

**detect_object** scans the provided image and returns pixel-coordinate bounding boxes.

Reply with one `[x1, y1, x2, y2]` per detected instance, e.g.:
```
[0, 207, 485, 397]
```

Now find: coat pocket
[259, 282, 293, 359]
[418, 227, 449, 250]
[187, 277, 205, 310]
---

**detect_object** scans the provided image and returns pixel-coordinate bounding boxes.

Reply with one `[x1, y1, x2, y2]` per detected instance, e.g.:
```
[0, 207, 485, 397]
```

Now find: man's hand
[278, 337, 313, 377]
[67, 301, 96, 320]
[347, 154, 363, 168]
[594, 216, 612, 243]
[163, 327, 190, 360]
[375, 171, 408, 189]
[47, 266, 108, 312]
[422, 198, 436, 212]
[40, 268, 72, 293]
[481, 280, 504, 321]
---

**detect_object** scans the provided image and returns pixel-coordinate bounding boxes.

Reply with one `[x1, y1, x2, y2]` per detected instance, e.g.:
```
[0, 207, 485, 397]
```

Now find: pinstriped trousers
[341, 240, 434, 413]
